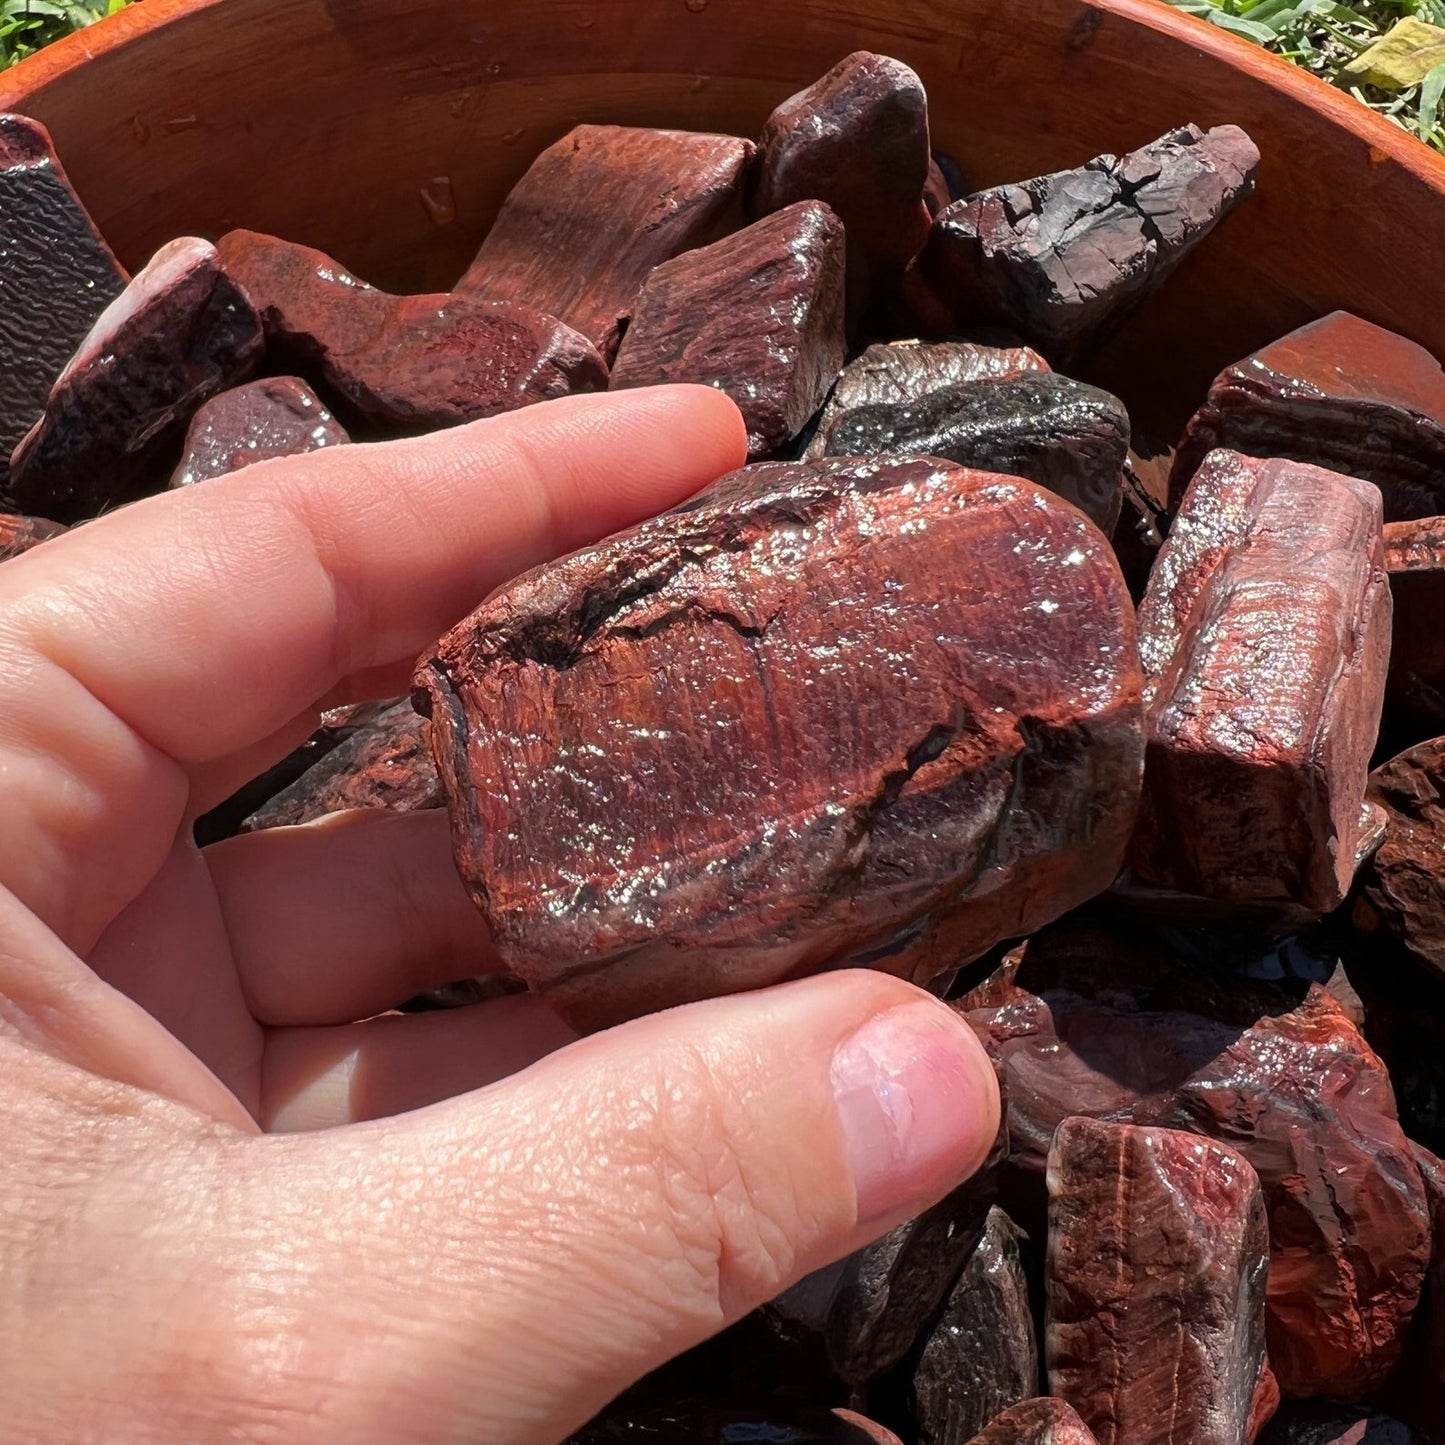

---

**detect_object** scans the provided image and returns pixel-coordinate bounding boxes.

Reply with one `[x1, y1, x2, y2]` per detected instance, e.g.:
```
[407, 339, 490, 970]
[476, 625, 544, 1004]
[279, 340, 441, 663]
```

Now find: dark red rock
[456, 125, 754, 360]
[964, 1400, 1099, 1445]
[911, 1207, 1038, 1444]
[910, 125, 1259, 366]
[610, 201, 846, 459]
[1169, 312, 1445, 520]
[170, 376, 349, 486]
[964, 914, 1431, 1398]
[241, 699, 440, 831]
[0, 511, 65, 561]
[1111, 441, 1171, 601]
[9, 237, 263, 523]
[1046, 1117, 1277, 1445]
[566, 1400, 902, 1444]
[1258, 1404, 1428, 1444]
[219, 230, 607, 433]
[415, 455, 1143, 1030]
[808, 371, 1129, 532]
[1379, 517, 1445, 745]
[0, 114, 126, 506]
[753, 52, 932, 280]
[1129, 450, 1391, 913]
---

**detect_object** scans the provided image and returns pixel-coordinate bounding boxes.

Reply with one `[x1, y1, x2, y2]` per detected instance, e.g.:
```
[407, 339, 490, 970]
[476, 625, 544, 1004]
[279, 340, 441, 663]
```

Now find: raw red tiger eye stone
[964, 915, 1431, 1399]
[963, 1400, 1099, 1445]
[1258, 1405, 1427, 1444]
[9, 237, 263, 523]
[0, 114, 126, 507]
[909, 124, 1259, 366]
[1380, 516, 1445, 743]
[753, 51, 932, 278]
[415, 455, 1143, 1030]
[1129, 450, 1391, 913]
[170, 376, 349, 486]
[609, 200, 846, 459]
[1046, 1117, 1277, 1445]
[218, 230, 607, 433]
[1169, 312, 1445, 519]
[0, 511, 65, 561]
[455, 125, 754, 360]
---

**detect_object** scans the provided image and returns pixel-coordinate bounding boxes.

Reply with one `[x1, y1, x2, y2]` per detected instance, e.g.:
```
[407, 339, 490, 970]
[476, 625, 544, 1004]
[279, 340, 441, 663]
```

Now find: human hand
[0, 387, 1000, 1443]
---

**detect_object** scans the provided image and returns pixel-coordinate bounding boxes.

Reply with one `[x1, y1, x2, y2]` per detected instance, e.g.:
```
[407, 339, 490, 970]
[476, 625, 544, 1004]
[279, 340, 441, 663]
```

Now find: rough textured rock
[1130, 450, 1391, 913]
[610, 201, 846, 459]
[415, 455, 1143, 1030]
[567, 1400, 903, 1443]
[910, 124, 1259, 365]
[0, 114, 126, 507]
[0, 511, 65, 561]
[809, 371, 1129, 532]
[912, 1207, 1038, 1444]
[1381, 516, 1445, 744]
[171, 376, 349, 486]
[10, 237, 262, 523]
[1046, 1117, 1277, 1445]
[1404, 1144, 1445, 1432]
[1169, 312, 1445, 519]
[219, 230, 607, 433]
[964, 1400, 1099, 1445]
[1112, 441, 1171, 600]
[1257, 1405, 1428, 1444]
[1361, 739, 1445, 981]
[753, 52, 932, 279]
[456, 125, 754, 360]
[964, 914, 1431, 1399]
[242, 699, 439, 831]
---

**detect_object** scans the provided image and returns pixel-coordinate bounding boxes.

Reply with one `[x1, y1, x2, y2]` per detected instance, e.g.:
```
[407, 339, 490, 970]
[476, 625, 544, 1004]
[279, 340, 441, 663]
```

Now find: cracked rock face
[610, 200, 847, 459]
[1046, 1117, 1278, 1445]
[1169, 312, 1445, 520]
[456, 124, 755, 361]
[0, 511, 65, 562]
[415, 454, 1143, 1031]
[1130, 450, 1391, 913]
[964, 914, 1431, 1399]
[909, 124, 1259, 366]
[809, 370, 1129, 533]
[963, 1400, 1099, 1445]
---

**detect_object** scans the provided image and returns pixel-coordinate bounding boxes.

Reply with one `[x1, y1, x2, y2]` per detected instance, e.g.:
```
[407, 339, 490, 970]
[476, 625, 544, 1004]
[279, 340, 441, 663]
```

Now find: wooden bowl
[1, 0, 1442, 434]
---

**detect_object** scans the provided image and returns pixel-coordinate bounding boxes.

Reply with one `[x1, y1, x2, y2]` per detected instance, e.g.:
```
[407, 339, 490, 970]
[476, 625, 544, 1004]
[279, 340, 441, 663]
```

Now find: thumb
[248, 969, 1000, 1443]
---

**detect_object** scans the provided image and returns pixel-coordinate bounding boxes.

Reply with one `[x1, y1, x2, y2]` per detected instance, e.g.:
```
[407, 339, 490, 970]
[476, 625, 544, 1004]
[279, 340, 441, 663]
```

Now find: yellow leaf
[1340, 17, 1445, 92]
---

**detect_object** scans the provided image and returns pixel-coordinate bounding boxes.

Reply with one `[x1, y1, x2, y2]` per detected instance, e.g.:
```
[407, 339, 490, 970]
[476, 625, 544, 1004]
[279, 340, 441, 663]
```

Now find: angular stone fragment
[1376, 516, 1445, 744]
[912, 1207, 1038, 1444]
[0, 114, 126, 506]
[219, 230, 607, 434]
[753, 52, 932, 278]
[1130, 450, 1391, 913]
[965, 914, 1431, 1398]
[242, 699, 439, 831]
[567, 1400, 903, 1444]
[610, 201, 846, 459]
[415, 455, 1143, 1030]
[1046, 1117, 1277, 1445]
[1111, 441, 1171, 601]
[964, 1400, 1099, 1445]
[0, 511, 65, 561]
[1258, 1404, 1428, 1444]
[911, 125, 1259, 366]
[9, 238, 262, 523]
[810, 371, 1129, 532]
[456, 125, 754, 360]
[170, 376, 349, 486]
[1169, 312, 1445, 519]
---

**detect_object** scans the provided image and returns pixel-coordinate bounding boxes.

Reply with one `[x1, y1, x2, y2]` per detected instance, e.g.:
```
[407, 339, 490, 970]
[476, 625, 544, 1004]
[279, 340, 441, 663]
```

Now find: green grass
[1163, 0, 1445, 150]
[1, 0, 133, 68]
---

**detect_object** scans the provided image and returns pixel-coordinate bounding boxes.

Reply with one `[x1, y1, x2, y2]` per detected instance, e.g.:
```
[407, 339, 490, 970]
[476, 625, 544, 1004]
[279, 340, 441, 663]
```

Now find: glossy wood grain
[0, 0, 1441, 432]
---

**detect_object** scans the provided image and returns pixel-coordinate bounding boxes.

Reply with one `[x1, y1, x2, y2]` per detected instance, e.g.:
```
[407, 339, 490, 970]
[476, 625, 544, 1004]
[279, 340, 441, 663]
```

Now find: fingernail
[830, 1000, 998, 1226]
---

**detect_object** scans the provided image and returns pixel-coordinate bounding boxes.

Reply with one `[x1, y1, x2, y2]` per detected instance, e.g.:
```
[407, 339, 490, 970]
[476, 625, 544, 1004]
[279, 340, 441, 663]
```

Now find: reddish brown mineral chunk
[610, 201, 846, 459]
[1380, 517, 1445, 743]
[912, 1207, 1038, 1444]
[170, 376, 349, 486]
[1169, 312, 1445, 519]
[219, 230, 607, 433]
[1046, 1117, 1276, 1444]
[242, 700, 439, 831]
[753, 52, 932, 279]
[567, 1400, 903, 1443]
[0, 114, 126, 506]
[910, 125, 1259, 366]
[9, 237, 262, 522]
[1258, 1405, 1427, 1444]
[0, 511, 65, 561]
[964, 1400, 1099, 1445]
[1130, 450, 1391, 913]
[456, 125, 754, 360]
[965, 914, 1431, 1398]
[415, 456, 1143, 1030]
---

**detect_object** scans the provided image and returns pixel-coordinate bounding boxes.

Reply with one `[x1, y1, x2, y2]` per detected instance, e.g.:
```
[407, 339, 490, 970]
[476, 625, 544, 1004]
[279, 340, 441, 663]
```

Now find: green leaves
[0, 0, 134, 69]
